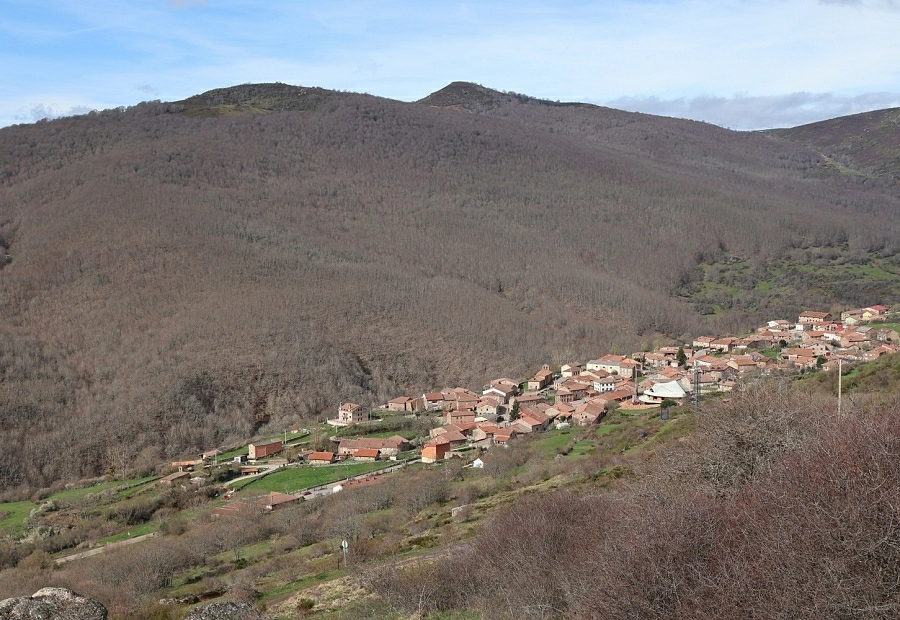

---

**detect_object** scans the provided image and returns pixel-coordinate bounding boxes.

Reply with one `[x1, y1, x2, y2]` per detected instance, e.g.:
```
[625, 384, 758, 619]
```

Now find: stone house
[338, 402, 368, 424]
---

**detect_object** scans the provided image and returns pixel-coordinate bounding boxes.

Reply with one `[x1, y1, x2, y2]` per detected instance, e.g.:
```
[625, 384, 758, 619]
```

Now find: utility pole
[838, 357, 843, 416]
[693, 360, 701, 410]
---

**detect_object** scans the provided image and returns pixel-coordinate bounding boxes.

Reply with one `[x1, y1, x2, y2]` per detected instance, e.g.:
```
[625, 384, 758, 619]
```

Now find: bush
[296, 598, 316, 616]
[372, 387, 900, 618]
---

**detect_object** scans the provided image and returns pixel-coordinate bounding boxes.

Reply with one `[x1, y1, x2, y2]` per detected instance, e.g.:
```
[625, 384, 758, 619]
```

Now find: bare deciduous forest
[1, 82, 899, 491]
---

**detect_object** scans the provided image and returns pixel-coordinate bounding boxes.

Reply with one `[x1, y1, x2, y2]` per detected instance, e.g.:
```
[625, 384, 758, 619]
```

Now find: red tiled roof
[264, 491, 299, 507]
[800, 311, 830, 319]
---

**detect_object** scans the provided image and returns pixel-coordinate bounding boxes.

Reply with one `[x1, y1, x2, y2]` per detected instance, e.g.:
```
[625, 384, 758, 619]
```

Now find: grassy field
[871, 322, 900, 333]
[595, 424, 617, 437]
[237, 462, 388, 494]
[569, 439, 596, 457]
[759, 347, 782, 360]
[115, 477, 162, 499]
[0, 476, 161, 535]
[0, 500, 34, 535]
[219, 446, 249, 459]
[687, 249, 900, 321]
[97, 521, 159, 544]
[845, 263, 896, 279]
[534, 428, 574, 455]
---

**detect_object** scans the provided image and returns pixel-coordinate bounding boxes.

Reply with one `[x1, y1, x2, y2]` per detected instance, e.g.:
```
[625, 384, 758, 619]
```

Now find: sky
[2, 0, 900, 130]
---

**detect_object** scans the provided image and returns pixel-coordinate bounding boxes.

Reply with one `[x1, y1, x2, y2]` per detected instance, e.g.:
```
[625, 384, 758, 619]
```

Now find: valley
[2, 81, 900, 618]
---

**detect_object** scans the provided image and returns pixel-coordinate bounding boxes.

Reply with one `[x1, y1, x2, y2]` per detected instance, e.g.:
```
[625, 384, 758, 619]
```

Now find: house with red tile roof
[710, 337, 738, 353]
[249, 440, 282, 460]
[572, 401, 606, 426]
[337, 436, 410, 457]
[862, 345, 897, 361]
[422, 442, 450, 463]
[446, 409, 476, 425]
[353, 448, 380, 462]
[781, 347, 816, 361]
[423, 392, 446, 412]
[470, 424, 500, 442]
[387, 396, 413, 412]
[560, 362, 582, 377]
[799, 311, 831, 324]
[482, 381, 518, 403]
[263, 491, 301, 512]
[494, 430, 517, 445]
[527, 365, 554, 391]
[427, 430, 467, 448]
[308, 451, 336, 466]
[692, 336, 716, 349]
[337, 402, 368, 424]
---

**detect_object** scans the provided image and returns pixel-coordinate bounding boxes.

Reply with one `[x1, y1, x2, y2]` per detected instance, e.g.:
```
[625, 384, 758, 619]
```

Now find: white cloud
[606, 91, 900, 130]
[2, 1, 900, 129]
[13, 103, 95, 124]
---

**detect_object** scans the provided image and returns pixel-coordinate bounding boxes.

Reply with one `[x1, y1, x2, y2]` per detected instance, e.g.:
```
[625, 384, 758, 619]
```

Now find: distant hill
[771, 107, 900, 179]
[417, 82, 900, 317]
[1, 82, 899, 490]
[175, 82, 348, 118]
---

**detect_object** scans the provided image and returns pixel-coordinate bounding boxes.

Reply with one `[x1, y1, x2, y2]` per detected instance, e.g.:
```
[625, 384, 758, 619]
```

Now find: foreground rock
[185, 602, 270, 620]
[0, 588, 107, 619]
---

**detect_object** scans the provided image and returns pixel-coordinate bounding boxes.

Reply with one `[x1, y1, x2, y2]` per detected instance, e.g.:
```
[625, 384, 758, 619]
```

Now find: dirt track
[55, 531, 161, 565]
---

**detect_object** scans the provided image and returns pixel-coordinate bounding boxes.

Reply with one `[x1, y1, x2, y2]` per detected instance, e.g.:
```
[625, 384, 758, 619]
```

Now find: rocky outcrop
[0, 588, 107, 619]
[185, 602, 269, 620]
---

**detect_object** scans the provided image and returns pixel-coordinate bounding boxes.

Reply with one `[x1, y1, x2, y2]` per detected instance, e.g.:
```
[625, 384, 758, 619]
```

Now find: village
[173, 304, 899, 512]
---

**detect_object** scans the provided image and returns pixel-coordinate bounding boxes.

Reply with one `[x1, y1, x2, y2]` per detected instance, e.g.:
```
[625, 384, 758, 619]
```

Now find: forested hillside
[771, 106, 900, 179]
[1, 82, 899, 490]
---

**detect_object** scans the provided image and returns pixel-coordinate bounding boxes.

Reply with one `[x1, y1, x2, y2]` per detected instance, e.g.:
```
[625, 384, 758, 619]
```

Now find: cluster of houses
[196, 305, 898, 477]
[329, 305, 898, 463]
[240, 435, 415, 468]
[188, 304, 900, 518]
[628, 307, 897, 398]
[416, 363, 651, 460]
[686, 308, 898, 377]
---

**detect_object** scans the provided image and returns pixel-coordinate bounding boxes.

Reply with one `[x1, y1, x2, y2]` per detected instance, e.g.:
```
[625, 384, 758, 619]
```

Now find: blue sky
[2, 0, 900, 130]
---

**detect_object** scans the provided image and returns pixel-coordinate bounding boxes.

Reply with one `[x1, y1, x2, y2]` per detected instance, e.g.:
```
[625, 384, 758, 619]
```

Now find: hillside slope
[771, 106, 900, 179]
[418, 83, 900, 315]
[1, 83, 899, 490]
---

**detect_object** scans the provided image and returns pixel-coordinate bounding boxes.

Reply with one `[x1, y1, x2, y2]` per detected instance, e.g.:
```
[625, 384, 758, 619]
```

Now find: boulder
[0, 588, 107, 620]
[185, 601, 269, 620]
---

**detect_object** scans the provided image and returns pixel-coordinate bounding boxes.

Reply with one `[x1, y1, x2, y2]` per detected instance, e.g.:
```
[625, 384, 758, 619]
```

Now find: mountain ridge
[1, 81, 899, 490]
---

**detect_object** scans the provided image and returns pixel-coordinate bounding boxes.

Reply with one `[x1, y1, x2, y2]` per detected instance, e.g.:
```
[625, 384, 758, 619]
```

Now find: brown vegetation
[771, 106, 900, 179]
[371, 385, 900, 618]
[0, 460, 459, 617]
[1, 82, 899, 491]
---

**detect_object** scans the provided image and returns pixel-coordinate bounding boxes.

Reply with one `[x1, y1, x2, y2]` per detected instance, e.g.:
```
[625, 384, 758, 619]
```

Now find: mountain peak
[417, 81, 513, 111]
[174, 82, 346, 118]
